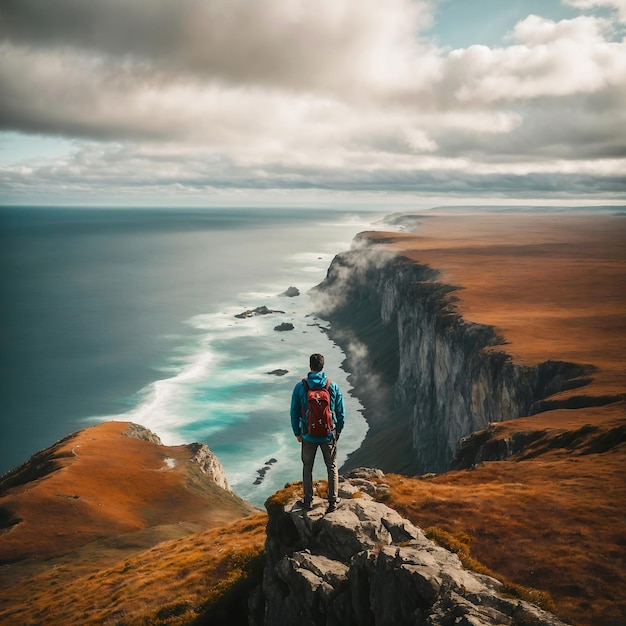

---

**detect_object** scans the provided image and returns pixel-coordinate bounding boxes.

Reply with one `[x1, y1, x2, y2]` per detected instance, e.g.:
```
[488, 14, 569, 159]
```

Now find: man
[290, 353, 345, 513]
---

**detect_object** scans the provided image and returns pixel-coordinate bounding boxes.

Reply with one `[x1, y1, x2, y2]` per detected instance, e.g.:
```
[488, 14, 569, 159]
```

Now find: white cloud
[0, 0, 625, 203]
[447, 15, 626, 102]
[562, 0, 626, 22]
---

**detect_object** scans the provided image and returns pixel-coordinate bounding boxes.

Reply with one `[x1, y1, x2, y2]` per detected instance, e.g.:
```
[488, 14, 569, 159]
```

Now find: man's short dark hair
[309, 353, 324, 372]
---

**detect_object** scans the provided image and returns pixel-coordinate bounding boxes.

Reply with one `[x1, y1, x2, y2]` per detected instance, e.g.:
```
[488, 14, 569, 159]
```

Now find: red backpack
[302, 379, 333, 438]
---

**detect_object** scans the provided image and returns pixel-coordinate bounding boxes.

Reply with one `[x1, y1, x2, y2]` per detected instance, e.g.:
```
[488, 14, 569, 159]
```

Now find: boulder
[281, 286, 301, 297]
[122, 423, 163, 445]
[274, 322, 295, 332]
[234, 306, 285, 319]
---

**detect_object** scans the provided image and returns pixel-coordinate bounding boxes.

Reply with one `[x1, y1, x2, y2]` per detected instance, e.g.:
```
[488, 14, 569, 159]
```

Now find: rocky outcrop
[281, 286, 301, 297]
[235, 306, 285, 318]
[251, 470, 568, 626]
[122, 422, 163, 445]
[186, 441, 231, 492]
[274, 322, 295, 331]
[451, 419, 626, 470]
[311, 238, 592, 474]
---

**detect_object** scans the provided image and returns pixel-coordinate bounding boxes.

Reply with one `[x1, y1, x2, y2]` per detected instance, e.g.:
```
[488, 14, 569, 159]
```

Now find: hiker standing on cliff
[291, 353, 345, 513]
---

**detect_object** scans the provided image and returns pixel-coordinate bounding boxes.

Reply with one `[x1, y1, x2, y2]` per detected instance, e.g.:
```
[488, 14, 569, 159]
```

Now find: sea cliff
[311, 232, 602, 474]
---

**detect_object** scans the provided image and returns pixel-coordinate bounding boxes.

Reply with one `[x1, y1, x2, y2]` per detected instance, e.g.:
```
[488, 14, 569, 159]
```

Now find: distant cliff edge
[311, 235, 603, 475]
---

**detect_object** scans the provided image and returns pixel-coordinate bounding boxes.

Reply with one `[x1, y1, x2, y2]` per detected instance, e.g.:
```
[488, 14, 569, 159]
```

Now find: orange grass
[383, 433, 626, 626]
[0, 421, 260, 625]
[265, 479, 330, 508]
[0, 513, 267, 625]
[375, 211, 626, 396]
[0, 422, 255, 563]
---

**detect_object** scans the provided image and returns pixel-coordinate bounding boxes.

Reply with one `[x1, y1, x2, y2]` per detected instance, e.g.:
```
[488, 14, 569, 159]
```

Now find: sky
[0, 0, 625, 208]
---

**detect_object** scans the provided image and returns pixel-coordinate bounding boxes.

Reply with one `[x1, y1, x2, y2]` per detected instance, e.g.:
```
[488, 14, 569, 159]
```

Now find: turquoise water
[0, 206, 384, 505]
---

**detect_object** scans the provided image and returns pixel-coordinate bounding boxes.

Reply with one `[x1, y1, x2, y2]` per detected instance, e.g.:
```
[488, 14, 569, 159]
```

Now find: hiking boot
[326, 499, 341, 513]
[296, 499, 312, 511]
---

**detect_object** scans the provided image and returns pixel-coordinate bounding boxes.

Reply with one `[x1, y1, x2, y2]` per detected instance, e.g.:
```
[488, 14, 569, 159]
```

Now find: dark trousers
[301, 438, 338, 503]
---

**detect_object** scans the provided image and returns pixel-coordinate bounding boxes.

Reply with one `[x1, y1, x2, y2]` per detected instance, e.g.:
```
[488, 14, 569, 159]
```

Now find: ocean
[0, 206, 386, 506]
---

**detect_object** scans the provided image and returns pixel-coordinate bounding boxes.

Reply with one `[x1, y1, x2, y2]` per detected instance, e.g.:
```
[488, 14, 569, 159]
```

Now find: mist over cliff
[311, 236, 593, 474]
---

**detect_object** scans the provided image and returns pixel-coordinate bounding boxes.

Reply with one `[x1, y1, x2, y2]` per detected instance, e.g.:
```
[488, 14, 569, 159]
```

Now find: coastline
[0, 207, 380, 500]
[2, 207, 625, 626]
[313, 207, 626, 474]
[3, 206, 624, 487]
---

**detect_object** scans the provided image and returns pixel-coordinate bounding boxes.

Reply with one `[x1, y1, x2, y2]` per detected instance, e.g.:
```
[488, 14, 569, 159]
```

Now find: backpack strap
[301, 379, 309, 420]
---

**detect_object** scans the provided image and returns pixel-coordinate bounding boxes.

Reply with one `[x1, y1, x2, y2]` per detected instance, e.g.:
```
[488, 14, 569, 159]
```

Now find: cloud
[445, 15, 626, 102]
[0, 0, 625, 203]
[0, 0, 435, 92]
[3, 140, 623, 208]
[0, 0, 441, 146]
[562, 0, 626, 22]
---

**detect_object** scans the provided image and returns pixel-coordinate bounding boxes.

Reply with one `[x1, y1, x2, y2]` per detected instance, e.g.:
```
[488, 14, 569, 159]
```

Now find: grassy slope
[0, 421, 260, 625]
[0, 513, 267, 625]
[382, 405, 625, 626]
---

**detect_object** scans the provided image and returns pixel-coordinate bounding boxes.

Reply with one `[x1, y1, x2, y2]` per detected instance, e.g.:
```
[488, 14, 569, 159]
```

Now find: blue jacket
[291, 371, 345, 443]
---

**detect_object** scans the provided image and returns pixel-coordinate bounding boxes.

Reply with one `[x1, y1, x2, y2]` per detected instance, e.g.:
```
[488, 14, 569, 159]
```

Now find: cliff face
[312, 239, 591, 474]
[124, 424, 231, 491]
[251, 470, 567, 626]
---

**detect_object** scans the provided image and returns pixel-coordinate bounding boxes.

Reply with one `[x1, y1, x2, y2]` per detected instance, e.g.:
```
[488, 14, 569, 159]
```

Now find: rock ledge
[251, 470, 568, 626]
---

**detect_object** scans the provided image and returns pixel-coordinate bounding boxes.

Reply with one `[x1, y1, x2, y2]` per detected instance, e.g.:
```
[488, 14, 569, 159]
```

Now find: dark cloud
[0, 0, 431, 90]
[432, 91, 626, 162]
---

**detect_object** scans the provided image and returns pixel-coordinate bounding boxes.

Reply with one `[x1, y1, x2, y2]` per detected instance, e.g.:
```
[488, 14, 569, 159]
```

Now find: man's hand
[296, 435, 302, 443]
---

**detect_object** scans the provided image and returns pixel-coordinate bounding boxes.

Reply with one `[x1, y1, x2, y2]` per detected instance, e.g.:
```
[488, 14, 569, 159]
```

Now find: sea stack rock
[267, 369, 289, 376]
[235, 306, 285, 319]
[281, 286, 300, 297]
[274, 322, 294, 331]
[250, 470, 568, 626]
